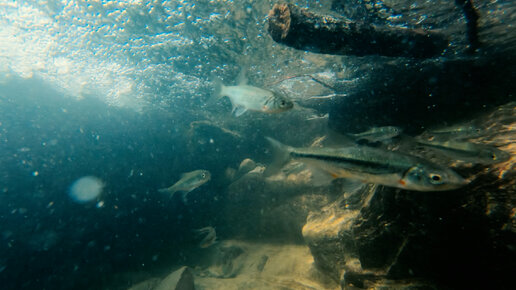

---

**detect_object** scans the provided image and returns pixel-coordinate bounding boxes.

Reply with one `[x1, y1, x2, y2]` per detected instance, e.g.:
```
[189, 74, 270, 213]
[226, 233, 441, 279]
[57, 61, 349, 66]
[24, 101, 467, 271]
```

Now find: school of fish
[156, 74, 511, 246]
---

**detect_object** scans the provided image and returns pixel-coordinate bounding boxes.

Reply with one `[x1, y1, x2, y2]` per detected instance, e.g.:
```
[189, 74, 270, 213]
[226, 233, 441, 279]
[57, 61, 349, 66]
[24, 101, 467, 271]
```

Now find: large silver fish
[159, 170, 211, 203]
[213, 78, 293, 117]
[265, 137, 468, 192]
[415, 138, 510, 164]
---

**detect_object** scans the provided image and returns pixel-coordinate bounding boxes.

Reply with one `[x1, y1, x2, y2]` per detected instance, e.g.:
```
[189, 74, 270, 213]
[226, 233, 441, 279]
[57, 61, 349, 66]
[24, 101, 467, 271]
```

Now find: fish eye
[481, 150, 497, 160]
[429, 173, 442, 183]
[202, 173, 206, 178]
[280, 100, 286, 106]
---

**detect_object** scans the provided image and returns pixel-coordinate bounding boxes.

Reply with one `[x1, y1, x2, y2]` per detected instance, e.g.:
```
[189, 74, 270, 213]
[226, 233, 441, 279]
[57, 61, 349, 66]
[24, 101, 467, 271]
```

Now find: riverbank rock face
[302, 105, 516, 289]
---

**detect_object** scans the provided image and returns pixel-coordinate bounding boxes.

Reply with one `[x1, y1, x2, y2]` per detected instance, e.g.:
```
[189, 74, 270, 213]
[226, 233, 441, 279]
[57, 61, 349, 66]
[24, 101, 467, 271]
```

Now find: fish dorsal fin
[236, 69, 248, 85]
[325, 129, 356, 147]
[233, 105, 247, 117]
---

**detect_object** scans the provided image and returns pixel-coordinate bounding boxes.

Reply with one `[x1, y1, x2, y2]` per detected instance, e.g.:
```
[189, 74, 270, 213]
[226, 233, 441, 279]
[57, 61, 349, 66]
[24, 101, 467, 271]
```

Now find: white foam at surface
[0, 1, 206, 110]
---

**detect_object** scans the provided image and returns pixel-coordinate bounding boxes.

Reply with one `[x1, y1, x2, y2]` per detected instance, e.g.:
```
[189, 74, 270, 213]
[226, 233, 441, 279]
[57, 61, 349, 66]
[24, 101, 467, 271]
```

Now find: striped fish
[415, 138, 510, 164]
[265, 137, 467, 192]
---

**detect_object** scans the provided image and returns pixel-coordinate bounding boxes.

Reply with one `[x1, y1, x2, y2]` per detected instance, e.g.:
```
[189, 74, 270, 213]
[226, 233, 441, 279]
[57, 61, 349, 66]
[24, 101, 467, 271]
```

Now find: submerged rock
[223, 165, 334, 241]
[127, 278, 161, 290]
[197, 242, 246, 279]
[237, 158, 257, 175]
[193, 240, 336, 289]
[154, 266, 195, 290]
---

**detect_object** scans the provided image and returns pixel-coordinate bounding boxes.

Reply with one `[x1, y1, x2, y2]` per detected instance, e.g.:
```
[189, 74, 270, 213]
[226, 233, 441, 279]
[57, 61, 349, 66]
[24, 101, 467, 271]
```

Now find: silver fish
[214, 78, 293, 117]
[428, 125, 481, 137]
[159, 170, 211, 203]
[347, 126, 402, 142]
[415, 138, 510, 164]
[266, 137, 468, 192]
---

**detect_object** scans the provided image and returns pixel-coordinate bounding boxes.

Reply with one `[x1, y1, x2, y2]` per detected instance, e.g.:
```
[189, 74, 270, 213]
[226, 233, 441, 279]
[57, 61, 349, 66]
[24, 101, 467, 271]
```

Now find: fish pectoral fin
[181, 191, 189, 204]
[340, 179, 367, 193]
[236, 69, 248, 85]
[233, 106, 248, 117]
[304, 165, 337, 187]
[158, 187, 169, 194]
[158, 187, 176, 194]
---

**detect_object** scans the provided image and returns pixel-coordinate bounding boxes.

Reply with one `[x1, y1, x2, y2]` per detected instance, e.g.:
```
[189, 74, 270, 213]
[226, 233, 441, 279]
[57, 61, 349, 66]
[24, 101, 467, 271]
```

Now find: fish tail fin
[208, 75, 226, 105]
[214, 78, 225, 99]
[158, 186, 178, 197]
[264, 137, 292, 176]
[236, 68, 248, 85]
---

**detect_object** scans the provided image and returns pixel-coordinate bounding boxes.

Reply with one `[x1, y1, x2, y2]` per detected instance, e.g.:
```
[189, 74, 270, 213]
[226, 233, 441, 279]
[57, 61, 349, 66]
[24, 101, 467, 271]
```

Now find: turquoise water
[0, 1, 515, 289]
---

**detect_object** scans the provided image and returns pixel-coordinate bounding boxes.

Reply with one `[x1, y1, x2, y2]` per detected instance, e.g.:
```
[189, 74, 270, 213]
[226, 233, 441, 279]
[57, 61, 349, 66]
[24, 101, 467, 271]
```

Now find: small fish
[428, 125, 481, 137]
[415, 138, 510, 164]
[213, 76, 293, 117]
[422, 125, 482, 141]
[306, 113, 329, 121]
[193, 226, 217, 248]
[159, 170, 211, 203]
[347, 126, 402, 143]
[265, 137, 467, 192]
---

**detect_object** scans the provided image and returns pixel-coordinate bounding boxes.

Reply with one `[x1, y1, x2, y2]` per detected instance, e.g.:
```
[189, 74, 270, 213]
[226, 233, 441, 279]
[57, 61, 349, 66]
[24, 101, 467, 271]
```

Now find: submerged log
[268, 3, 448, 58]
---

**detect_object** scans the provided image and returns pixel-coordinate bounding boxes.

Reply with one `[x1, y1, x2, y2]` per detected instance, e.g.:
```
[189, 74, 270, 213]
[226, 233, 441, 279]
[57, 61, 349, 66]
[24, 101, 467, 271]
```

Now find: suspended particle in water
[68, 176, 104, 203]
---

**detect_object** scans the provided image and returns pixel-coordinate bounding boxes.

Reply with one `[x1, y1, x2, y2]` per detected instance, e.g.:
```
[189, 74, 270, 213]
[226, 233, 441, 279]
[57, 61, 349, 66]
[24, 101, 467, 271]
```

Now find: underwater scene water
[0, 1, 515, 289]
